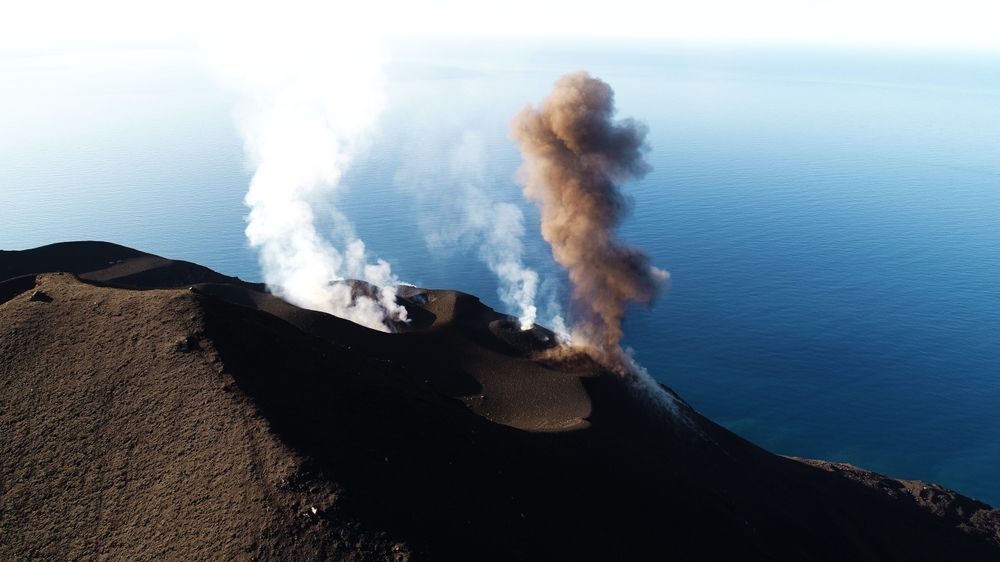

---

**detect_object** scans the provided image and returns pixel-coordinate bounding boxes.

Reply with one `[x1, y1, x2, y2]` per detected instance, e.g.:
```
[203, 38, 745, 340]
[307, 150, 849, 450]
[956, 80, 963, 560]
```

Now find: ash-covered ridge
[1, 241, 998, 561]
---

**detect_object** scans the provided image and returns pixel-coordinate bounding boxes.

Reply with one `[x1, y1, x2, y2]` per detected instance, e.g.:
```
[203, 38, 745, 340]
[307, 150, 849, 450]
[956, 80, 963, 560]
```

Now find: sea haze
[2, 41, 999, 505]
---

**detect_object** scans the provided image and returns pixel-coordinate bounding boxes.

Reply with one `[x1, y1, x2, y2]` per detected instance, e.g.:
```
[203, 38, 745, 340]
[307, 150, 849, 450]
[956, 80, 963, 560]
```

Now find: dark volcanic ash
[511, 71, 667, 357]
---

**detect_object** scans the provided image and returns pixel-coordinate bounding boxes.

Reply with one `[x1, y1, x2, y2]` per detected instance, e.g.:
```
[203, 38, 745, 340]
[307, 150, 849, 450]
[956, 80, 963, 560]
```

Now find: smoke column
[447, 133, 539, 329]
[463, 197, 540, 330]
[395, 131, 541, 330]
[511, 71, 667, 356]
[204, 2, 407, 331]
[453, 190, 540, 330]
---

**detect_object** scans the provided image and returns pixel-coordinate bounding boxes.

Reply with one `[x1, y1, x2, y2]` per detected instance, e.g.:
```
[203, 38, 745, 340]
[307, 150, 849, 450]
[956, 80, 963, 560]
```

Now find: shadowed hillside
[1, 242, 997, 561]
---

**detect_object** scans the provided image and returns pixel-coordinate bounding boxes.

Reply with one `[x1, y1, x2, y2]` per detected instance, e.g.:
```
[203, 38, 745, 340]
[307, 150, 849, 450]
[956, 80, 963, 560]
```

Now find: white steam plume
[416, 132, 540, 330]
[203, 2, 407, 331]
[451, 133, 538, 329]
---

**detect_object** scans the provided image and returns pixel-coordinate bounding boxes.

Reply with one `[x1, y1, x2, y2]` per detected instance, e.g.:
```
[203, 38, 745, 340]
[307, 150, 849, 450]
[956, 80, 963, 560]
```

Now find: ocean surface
[3, 41, 999, 505]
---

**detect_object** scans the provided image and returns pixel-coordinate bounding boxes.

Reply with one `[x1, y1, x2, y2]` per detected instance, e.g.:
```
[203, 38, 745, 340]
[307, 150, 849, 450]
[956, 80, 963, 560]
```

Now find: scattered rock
[391, 542, 410, 562]
[28, 290, 52, 303]
[175, 335, 201, 352]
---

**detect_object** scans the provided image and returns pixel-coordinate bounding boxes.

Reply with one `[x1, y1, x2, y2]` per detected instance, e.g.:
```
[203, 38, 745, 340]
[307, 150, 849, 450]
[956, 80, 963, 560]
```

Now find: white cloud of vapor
[204, 1, 407, 331]
[415, 132, 541, 330]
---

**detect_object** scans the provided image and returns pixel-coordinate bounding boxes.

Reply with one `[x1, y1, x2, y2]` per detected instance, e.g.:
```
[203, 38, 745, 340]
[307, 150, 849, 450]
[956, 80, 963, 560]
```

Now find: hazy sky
[3, 0, 1000, 51]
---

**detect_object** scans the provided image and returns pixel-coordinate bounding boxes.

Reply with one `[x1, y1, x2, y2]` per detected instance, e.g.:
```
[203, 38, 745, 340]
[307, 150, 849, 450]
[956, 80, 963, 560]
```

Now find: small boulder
[28, 290, 52, 303]
[175, 335, 201, 352]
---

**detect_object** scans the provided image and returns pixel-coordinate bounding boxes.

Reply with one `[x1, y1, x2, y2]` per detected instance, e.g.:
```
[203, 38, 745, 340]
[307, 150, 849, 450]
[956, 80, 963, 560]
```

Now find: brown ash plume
[511, 71, 667, 359]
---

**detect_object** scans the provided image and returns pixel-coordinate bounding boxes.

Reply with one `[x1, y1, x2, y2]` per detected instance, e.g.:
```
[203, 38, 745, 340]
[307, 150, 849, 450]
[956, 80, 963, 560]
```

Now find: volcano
[1, 241, 997, 561]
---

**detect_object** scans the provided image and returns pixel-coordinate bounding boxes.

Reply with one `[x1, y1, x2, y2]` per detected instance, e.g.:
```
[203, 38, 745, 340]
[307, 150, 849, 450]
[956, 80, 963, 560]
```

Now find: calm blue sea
[3, 41, 999, 505]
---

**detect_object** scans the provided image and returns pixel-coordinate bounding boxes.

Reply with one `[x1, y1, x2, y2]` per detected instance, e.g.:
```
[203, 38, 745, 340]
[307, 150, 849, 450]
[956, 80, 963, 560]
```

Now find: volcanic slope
[1, 242, 997, 561]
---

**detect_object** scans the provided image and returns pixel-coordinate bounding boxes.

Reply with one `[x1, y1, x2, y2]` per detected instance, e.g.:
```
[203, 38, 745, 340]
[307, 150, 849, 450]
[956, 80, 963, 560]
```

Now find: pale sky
[2, 0, 999, 51]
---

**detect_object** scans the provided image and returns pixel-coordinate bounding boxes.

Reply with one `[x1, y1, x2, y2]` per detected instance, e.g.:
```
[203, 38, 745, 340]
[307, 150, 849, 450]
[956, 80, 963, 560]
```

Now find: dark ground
[1, 241, 997, 561]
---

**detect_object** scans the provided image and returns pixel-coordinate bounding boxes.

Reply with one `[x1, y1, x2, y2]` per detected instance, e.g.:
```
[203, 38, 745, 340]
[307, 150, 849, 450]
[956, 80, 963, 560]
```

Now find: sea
[3, 40, 999, 505]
